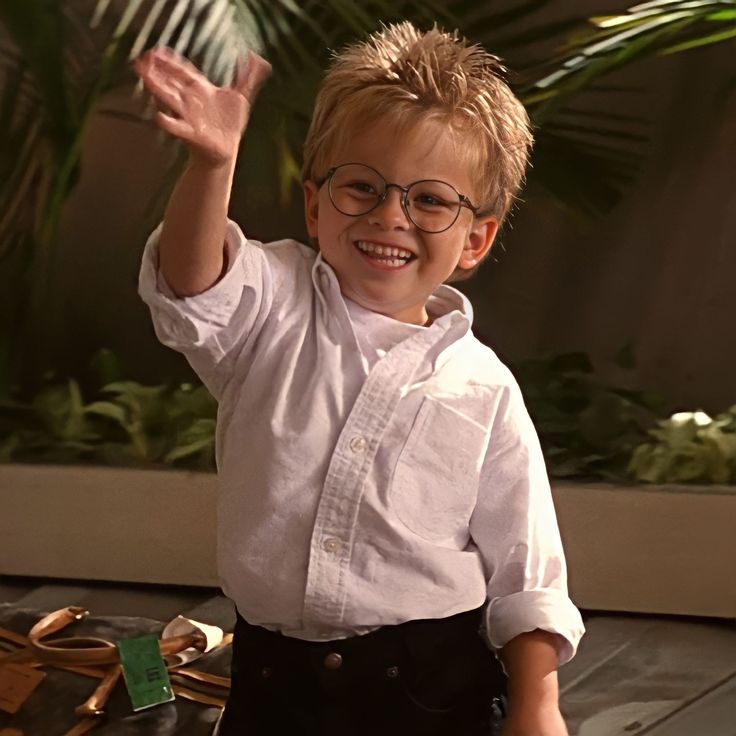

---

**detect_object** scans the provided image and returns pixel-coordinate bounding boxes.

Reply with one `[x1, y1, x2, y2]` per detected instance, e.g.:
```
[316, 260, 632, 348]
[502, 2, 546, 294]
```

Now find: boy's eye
[343, 180, 379, 196]
[415, 194, 442, 206]
[411, 192, 455, 210]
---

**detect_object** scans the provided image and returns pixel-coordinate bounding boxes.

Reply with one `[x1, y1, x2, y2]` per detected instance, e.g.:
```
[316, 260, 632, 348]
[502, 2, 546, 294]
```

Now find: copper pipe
[29, 606, 87, 640]
[74, 664, 122, 718]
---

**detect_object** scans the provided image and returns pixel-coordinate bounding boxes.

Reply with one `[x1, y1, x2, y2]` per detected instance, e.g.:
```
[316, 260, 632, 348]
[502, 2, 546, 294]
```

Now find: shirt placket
[302, 333, 436, 631]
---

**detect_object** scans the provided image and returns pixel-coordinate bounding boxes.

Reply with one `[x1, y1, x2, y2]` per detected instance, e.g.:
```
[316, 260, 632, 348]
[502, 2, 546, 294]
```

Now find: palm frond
[0, 1, 138, 389]
[526, 0, 736, 122]
[504, 0, 736, 212]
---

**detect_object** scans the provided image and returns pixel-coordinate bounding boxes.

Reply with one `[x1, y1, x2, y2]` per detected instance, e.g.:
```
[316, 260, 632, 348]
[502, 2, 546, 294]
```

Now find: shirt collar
[311, 253, 474, 377]
[426, 283, 473, 333]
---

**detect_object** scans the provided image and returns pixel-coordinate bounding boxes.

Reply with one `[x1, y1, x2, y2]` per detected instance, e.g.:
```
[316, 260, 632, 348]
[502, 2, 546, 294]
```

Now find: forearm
[158, 156, 236, 297]
[135, 48, 270, 297]
[500, 630, 568, 735]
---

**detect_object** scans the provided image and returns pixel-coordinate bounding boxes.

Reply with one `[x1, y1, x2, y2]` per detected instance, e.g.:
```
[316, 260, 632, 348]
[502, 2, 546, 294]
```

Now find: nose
[367, 187, 411, 230]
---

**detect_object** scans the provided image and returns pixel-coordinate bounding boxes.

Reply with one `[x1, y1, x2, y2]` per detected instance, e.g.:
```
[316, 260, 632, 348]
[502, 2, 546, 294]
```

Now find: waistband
[232, 606, 487, 666]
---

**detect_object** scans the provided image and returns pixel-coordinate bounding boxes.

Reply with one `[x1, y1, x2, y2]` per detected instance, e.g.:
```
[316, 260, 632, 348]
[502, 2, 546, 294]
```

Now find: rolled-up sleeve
[138, 219, 273, 399]
[470, 383, 585, 665]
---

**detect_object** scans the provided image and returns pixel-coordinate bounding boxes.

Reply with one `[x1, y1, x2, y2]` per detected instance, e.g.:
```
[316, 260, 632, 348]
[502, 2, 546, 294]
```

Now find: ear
[303, 180, 320, 238]
[456, 216, 498, 270]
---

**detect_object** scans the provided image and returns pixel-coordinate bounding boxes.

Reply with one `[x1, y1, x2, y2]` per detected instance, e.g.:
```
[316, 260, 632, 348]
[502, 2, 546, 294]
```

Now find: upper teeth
[356, 241, 413, 259]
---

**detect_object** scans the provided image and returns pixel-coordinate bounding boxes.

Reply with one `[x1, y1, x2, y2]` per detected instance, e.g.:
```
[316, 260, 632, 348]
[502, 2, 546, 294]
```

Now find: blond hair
[302, 22, 533, 226]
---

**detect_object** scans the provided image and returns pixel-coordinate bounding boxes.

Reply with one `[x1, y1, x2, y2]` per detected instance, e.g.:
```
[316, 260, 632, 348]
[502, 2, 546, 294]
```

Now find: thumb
[234, 51, 272, 101]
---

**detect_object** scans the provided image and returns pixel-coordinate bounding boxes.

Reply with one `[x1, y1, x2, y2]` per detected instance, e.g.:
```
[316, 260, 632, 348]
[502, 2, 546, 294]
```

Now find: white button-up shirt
[139, 220, 584, 663]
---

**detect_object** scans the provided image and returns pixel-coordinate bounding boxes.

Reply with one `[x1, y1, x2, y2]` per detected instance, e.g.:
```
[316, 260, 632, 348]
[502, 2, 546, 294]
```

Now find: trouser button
[323, 652, 343, 670]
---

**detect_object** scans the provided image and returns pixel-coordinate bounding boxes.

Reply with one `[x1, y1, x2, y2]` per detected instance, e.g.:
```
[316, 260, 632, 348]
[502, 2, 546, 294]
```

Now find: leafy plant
[85, 381, 217, 467]
[0, 372, 217, 470]
[0, 1, 134, 391]
[512, 0, 736, 215]
[513, 351, 663, 481]
[0, 380, 103, 464]
[629, 408, 736, 484]
[525, 0, 736, 120]
[3, 353, 735, 486]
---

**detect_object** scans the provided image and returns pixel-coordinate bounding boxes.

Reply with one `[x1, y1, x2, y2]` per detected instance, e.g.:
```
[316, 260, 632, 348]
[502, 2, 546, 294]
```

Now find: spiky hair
[302, 21, 533, 224]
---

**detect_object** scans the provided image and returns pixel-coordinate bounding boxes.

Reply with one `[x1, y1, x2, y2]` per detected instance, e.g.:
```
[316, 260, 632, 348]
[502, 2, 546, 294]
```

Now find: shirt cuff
[485, 589, 585, 666]
[139, 219, 250, 329]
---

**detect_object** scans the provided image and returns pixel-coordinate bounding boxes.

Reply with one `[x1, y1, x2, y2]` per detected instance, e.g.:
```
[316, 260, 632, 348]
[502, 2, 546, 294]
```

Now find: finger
[139, 74, 185, 117]
[141, 47, 206, 89]
[146, 84, 184, 117]
[154, 110, 194, 140]
[233, 51, 272, 101]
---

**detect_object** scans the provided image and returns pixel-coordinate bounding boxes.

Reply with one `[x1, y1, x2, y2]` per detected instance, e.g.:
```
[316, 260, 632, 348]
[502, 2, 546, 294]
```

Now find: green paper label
[116, 634, 175, 711]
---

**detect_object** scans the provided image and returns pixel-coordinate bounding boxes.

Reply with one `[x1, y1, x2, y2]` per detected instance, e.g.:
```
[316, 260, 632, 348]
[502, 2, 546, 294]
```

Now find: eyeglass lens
[328, 164, 462, 233]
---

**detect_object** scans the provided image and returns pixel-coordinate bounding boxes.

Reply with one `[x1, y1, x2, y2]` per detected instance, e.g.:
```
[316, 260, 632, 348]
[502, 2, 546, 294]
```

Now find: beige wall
[47, 26, 735, 411]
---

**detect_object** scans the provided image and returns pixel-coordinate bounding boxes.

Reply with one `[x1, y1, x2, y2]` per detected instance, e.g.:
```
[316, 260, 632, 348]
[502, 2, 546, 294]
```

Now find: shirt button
[323, 652, 343, 670]
[349, 435, 368, 453]
[386, 666, 400, 679]
[322, 537, 340, 553]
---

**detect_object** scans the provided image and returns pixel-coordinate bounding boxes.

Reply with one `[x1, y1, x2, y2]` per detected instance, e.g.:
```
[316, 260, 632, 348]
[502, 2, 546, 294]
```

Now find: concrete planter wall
[552, 481, 736, 618]
[0, 464, 218, 587]
[2, 465, 734, 617]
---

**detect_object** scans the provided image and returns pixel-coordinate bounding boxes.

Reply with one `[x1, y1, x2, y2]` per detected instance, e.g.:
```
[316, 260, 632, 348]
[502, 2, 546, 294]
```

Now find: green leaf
[164, 436, 214, 463]
[631, 1, 726, 11]
[659, 24, 736, 53]
[706, 9, 736, 21]
[84, 400, 129, 427]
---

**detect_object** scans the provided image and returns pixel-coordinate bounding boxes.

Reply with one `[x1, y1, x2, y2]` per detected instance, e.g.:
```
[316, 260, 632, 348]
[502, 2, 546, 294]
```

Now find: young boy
[135, 22, 584, 736]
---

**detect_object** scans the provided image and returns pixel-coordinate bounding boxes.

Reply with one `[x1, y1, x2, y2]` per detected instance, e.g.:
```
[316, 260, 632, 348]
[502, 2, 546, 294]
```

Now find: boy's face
[303, 118, 498, 325]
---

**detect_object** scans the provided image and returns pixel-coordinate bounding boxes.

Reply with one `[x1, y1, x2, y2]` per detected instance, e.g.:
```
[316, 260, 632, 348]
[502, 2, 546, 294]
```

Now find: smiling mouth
[354, 240, 415, 268]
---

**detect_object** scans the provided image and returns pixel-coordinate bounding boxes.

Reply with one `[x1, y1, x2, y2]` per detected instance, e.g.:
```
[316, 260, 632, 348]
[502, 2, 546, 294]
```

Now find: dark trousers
[219, 607, 507, 736]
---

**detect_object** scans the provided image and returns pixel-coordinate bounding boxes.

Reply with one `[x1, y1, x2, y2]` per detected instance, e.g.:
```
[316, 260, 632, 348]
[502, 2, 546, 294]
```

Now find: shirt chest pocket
[390, 395, 488, 545]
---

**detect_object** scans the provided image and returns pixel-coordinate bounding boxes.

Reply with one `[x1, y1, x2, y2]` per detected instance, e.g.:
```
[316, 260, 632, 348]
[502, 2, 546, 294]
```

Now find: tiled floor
[560, 612, 736, 734]
[2, 577, 735, 734]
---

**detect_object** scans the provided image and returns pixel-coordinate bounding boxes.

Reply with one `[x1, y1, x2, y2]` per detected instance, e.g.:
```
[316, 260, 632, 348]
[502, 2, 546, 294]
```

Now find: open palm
[133, 47, 271, 166]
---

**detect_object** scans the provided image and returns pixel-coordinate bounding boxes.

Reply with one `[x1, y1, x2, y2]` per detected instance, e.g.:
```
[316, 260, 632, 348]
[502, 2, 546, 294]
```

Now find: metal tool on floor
[0, 606, 232, 734]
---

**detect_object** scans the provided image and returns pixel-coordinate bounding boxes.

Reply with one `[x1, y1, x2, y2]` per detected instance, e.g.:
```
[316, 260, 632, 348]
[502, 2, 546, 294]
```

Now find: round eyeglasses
[321, 163, 480, 234]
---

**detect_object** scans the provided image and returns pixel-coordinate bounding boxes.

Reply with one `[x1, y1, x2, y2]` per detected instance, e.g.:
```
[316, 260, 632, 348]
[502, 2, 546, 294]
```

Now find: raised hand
[133, 47, 272, 168]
